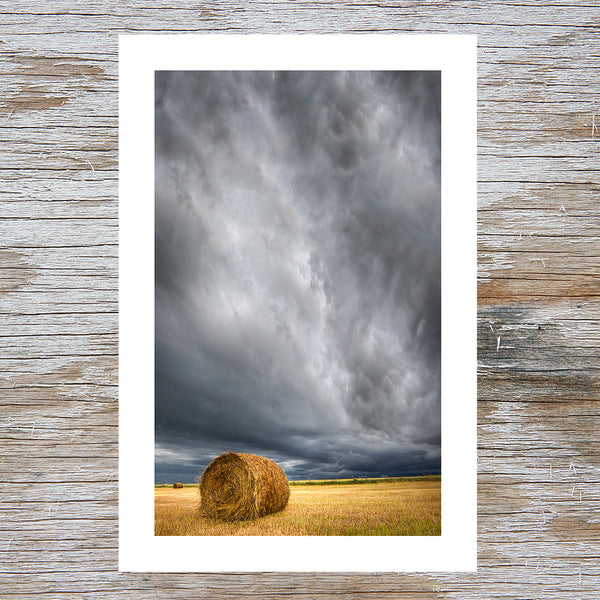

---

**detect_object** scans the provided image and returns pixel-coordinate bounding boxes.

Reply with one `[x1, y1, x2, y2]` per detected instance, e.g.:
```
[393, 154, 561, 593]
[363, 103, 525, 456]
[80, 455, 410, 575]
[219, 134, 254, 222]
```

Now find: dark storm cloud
[155, 71, 441, 482]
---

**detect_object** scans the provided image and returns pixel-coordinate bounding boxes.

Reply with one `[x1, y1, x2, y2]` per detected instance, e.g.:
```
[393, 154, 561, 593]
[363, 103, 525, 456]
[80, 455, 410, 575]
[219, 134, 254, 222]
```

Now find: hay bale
[173, 482, 184, 489]
[199, 452, 290, 521]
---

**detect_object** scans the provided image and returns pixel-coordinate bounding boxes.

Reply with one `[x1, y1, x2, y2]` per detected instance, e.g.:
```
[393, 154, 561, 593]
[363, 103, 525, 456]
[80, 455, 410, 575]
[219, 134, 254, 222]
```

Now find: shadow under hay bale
[173, 482, 184, 489]
[199, 452, 290, 521]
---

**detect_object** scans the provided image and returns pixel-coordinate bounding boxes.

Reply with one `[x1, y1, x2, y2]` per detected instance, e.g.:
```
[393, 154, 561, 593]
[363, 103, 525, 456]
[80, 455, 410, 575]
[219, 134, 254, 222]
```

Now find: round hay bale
[173, 482, 184, 489]
[199, 452, 290, 521]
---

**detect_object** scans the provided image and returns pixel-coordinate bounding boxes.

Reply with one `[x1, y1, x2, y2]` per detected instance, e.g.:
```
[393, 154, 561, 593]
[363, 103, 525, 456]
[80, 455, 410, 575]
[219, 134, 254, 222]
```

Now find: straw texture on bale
[199, 452, 290, 521]
[172, 482, 184, 489]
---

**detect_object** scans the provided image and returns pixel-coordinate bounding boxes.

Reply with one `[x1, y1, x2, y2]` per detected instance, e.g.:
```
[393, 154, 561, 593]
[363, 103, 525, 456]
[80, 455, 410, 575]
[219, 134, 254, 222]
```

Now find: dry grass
[155, 479, 441, 536]
[199, 452, 289, 521]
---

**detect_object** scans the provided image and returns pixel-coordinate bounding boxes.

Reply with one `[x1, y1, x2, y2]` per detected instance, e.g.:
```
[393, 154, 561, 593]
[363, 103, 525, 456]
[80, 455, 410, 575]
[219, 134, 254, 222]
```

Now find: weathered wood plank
[1, 0, 599, 598]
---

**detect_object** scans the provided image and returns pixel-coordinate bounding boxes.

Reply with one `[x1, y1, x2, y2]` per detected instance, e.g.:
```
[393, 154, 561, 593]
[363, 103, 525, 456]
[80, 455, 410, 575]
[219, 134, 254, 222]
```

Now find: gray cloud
[155, 71, 440, 482]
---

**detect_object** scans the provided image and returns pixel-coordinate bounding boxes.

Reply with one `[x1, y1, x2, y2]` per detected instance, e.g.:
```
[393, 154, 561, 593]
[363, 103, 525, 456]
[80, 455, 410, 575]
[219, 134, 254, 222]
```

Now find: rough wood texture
[1, 1, 598, 598]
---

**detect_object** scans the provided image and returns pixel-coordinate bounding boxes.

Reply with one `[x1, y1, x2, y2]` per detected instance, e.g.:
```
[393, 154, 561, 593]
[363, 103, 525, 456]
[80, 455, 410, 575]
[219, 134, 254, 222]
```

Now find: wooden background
[1, 1, 598, 598]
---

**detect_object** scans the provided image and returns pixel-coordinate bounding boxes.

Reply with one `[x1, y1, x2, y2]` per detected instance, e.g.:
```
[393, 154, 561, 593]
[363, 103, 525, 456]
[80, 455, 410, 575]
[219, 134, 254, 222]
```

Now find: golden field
[155, 477, 441, 536]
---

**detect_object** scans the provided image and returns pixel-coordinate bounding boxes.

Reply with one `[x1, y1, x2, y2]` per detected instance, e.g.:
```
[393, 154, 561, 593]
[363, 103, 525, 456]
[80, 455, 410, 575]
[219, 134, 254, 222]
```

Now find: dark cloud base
[155, 71, 441, 483]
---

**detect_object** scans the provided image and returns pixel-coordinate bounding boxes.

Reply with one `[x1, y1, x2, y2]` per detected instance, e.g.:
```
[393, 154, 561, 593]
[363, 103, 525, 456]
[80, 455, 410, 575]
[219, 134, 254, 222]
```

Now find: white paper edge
[119, 33, 477, 573]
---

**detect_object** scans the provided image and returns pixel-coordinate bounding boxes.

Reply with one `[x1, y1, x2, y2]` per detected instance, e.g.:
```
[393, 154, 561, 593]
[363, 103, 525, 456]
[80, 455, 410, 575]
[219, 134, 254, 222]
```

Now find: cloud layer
[155, 71, 441, 482]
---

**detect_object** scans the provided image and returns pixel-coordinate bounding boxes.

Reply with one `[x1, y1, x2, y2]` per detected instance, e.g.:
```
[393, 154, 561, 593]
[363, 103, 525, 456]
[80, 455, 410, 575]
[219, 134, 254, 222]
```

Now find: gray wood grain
[1, 1, 599, 597]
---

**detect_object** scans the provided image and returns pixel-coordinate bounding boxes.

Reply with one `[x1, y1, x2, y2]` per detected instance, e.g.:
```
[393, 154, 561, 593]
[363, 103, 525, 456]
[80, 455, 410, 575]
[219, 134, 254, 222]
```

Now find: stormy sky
[155, 71, 441, 483]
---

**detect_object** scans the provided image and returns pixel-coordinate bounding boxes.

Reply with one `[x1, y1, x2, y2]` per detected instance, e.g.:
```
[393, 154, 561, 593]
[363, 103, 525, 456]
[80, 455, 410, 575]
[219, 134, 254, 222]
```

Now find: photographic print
[154, 70, 442, 537]
[119, 35, 476, 572]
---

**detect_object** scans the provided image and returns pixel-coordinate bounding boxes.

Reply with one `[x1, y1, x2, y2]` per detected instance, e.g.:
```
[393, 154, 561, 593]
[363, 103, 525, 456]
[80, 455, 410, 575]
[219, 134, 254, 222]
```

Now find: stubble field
[155, 477, 441, 536]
